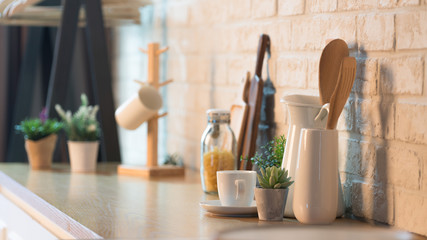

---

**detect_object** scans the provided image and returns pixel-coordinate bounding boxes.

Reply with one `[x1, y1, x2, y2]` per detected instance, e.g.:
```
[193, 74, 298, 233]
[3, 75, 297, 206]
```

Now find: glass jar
[201, 109, 237, 194]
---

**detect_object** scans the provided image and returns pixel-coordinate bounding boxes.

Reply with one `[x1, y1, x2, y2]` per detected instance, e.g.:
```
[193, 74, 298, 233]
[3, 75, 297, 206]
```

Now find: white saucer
[200, 200, 257, 216]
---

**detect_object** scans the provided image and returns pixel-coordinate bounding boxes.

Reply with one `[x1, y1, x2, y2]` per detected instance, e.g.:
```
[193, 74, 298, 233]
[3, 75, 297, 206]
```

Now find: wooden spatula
[326, 57, 357, 129]
[319, 39, 349, 105]
[240, 34, 270, 170]
[230, 71, 251, 166]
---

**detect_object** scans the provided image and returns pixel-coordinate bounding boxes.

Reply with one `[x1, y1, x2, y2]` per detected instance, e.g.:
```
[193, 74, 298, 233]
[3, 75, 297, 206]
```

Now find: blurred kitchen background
[0, 0, 426, 236]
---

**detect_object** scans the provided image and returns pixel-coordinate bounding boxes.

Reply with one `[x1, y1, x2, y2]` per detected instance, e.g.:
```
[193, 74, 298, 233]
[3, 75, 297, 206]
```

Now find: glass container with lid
[200, 109, 237, 194]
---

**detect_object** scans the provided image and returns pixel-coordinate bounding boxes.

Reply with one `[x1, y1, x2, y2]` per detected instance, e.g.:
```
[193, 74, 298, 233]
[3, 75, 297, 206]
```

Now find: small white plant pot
[67, 141, 99, 173]
[25, 134, 58, 170]
[254, 187, 289, 221]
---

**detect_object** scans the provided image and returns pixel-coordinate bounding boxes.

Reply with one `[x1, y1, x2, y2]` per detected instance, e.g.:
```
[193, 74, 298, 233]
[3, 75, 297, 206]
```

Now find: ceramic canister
[293, 128, 338, 224]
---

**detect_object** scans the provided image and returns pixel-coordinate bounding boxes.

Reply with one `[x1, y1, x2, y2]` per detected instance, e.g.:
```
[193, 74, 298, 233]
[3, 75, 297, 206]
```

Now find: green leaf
[279, 171, 286, 182]
[269, 172, 275, 187]
[272, 166, 278, 183]
[260, 167, 266, 178]
[258, 175, 269, 188]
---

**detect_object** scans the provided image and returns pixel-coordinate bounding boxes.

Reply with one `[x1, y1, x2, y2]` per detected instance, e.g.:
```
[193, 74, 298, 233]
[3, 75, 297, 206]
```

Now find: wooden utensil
[230, 71, 251, 165]
[240, 34, 270, 170]
[326, 57, 357, 129]
[319, 39, 349, 105]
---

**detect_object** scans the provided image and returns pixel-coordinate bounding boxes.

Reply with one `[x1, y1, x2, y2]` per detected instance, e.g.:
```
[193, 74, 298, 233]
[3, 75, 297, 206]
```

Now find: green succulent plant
[257, 166, 294, 189]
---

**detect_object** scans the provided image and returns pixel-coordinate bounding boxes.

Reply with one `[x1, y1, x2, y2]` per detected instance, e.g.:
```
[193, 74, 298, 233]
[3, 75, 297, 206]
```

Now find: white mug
[217, 170, 256, 207]
[115, 85, 163, 130]
[293, 128, 338, 224]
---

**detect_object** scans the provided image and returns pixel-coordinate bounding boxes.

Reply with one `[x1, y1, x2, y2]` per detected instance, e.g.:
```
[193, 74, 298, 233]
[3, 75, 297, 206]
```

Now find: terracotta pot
[254, 187, 289, 221]
[25, 134, 57, 170]
[68, 141, 99, 173]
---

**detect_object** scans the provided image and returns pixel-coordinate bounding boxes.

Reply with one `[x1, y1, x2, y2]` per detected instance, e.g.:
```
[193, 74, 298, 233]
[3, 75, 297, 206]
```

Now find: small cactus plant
[257, 166, 294, 189]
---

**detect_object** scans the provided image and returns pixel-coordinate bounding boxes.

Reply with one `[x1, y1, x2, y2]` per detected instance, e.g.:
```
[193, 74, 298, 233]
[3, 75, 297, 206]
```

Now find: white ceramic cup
[115, 85, 163, 130]
[217, 170, 256, 207]
[293, 128, 338, 224]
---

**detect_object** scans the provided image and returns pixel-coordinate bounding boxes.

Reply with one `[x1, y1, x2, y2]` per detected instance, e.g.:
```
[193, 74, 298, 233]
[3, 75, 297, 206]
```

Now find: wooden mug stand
[117, 43, 185, 177]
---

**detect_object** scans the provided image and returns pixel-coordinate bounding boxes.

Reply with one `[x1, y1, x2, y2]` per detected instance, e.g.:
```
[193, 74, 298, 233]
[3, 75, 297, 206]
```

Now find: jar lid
[206, 109, 230, 123]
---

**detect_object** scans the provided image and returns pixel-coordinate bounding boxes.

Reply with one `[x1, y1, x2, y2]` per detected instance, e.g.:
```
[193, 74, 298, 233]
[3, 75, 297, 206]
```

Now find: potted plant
[15, 108, 63, 170]
[255, 166, 293, 221]
[55, 94, 100, 173]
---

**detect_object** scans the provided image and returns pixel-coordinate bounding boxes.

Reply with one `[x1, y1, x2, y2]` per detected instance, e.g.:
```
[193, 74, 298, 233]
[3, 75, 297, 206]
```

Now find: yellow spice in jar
[203, 148, 235, 192]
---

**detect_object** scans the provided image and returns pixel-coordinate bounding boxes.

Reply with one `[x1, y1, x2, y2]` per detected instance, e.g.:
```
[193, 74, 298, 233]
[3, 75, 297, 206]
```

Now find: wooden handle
[242, 71, 251, 103]
[159, 79, 173, 87]
[156, 47, 169, 55]
[254, 34, 270, 77]
[139, 48, 147, 54]
[155, 112, 168, 119]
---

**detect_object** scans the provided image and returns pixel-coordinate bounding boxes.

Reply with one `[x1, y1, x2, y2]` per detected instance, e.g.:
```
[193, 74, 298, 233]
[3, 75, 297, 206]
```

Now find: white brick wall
[379, 56, 424, 95]
[396, 11, 427, 50]
[112, 0, 427, 236]
[278, 0, 304, 16]
[396, 103, 427, 144]
[307, 0, 337, 13]
[357, 14, 394, 51]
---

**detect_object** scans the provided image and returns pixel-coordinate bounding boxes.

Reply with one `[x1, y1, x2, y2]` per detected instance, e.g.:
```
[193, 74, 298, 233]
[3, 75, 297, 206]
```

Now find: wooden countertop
[0, 163, 425, 239]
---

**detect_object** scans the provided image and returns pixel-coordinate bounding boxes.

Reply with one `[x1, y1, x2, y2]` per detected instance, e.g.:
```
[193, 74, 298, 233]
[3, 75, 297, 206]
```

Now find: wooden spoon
[326, 57, 357, 129]
[319, 39, 349, 105]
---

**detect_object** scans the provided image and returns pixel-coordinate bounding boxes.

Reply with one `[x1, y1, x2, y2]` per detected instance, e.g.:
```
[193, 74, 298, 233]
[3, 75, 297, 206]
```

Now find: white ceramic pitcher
[280, 94, 344, 218]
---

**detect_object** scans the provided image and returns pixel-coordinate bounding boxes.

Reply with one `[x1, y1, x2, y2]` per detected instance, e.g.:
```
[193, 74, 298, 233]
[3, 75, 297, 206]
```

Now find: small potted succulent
[250, 135, 293, 221]
[15, 108, 63, 170]
[255, 166, 293, 221]
[55, 94, 100, 173]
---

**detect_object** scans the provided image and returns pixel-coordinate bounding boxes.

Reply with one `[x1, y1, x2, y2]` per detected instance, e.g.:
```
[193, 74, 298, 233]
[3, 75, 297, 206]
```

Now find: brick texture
[351, 182, 394, 224]
[308, 0, 337, 13]
[395, 191, 427, 236]
[276, 57, 307, 88]
[252, 0, 277, 18]
[357, 14, 395, 51]
[338, 0, 377, 11]
[379, 56, 424, 95]
[226, 0, 251, 21]
[278, 0, 304, 16]
[355, 98, 395, 139]
[113, 0, 427, 236]
[377, 146, 422, 190]
[396, 103, 427, 144]
[396, 11, 427, 50]
[336, 99, 354, 131]
[292, 16, 356, 50]
[353, 58, 378, 95]
[307, 57, 320, 89]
